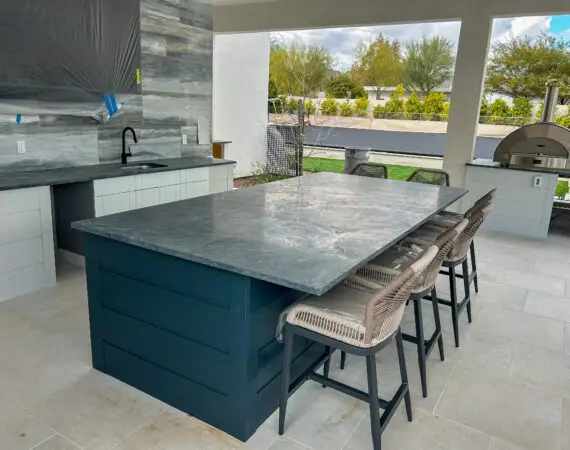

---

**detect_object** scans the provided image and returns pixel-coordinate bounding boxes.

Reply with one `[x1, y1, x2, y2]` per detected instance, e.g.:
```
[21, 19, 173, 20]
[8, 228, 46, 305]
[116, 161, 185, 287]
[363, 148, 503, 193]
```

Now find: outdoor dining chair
[407, 168, 450, 186]
[402, 206, 493, 347]
[340, 219, 467, 397]
[350, 163, 389, 179]
[279, 246, 439, 450]
[427, 188, 497, 294]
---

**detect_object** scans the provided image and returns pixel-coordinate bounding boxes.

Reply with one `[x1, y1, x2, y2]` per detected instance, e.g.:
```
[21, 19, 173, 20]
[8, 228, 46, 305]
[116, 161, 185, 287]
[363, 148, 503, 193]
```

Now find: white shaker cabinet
[93, 164, 234, 217]
[0, 186, 56, 302]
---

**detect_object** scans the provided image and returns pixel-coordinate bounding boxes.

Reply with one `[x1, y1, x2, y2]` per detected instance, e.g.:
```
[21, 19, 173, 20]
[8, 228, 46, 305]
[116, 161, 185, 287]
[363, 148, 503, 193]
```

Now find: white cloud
[273, 16, 555, 71]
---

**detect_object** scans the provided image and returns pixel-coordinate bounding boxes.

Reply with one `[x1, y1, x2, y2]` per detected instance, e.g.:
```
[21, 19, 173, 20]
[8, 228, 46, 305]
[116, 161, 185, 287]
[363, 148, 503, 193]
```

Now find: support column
[443, 12, 493, 187]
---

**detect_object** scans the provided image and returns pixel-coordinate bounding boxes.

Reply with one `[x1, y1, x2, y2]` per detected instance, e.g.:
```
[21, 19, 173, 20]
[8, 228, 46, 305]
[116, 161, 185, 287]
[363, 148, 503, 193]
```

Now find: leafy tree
[405, 92, 423, 119]
[354, 97, 369, 117]
[320, 98, 339, 116]
[442, 102, 451, 121]
[488, 99, 511, 124]
[304, 99, 316, 116]
[556, 106, 570, 128]
[351, 34, 405, 99]
[339, 100, 354, 117]
[423, 92, 446, 121]
[555, 180, 569, 199]
[479, 97, 489, 117]
[268, 78, 280, 99]
[325, 73, 365, 99]
[405, 36, 455, 98]
[535, 101, 544, 122]
[270, 42, 333, 100]
[511, 97, 533, 126]
[373, 104, 385, 119]
[486, 34, 570, 105]
[384, 84, 405, 118]
[511, 97, 532, 118]
[285, 97, 299, 112]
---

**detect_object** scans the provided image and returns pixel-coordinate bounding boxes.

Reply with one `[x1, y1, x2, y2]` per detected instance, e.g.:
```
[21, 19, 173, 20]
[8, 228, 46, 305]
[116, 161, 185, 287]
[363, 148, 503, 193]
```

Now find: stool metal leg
[396, 328, 412, 422]
[322, 346, 331, 387]
[366, 354, 382, 450]
[462, 260, 472, 324]
[470, 241, 479, 294]
[431, 287, 445, 362]
[340, 351, 347, 370]
[279, 327, 294, 435]
[449, 266, 460, 348]
[413, 298, 427, 398]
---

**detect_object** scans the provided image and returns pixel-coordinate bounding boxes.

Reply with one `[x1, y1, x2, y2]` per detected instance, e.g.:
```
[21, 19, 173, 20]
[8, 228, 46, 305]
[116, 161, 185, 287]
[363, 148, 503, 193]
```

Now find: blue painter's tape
[104, 96, 113, 117]
[110, 93, 118, 114]
[16, 114, 21, 124]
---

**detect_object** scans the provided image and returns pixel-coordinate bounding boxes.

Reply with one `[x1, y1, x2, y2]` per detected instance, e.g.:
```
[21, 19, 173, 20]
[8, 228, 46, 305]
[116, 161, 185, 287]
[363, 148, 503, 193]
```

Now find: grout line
[339, 408, 367, 450]
[432, 361, 456, 414]
[29, 433, 57, 450]
[262, 435, 279, 450]
[281, 435, 314, 449]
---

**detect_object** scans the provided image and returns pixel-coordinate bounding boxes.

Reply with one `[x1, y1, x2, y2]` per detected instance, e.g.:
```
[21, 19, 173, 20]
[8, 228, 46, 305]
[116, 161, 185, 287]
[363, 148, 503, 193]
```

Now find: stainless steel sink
[121, 163, 168, 171]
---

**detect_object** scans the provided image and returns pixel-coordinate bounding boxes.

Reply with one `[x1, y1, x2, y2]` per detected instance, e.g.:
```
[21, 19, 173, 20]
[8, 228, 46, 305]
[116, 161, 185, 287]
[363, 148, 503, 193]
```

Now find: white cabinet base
[464, 165, 557, 239]
[0, 186, 56, 302]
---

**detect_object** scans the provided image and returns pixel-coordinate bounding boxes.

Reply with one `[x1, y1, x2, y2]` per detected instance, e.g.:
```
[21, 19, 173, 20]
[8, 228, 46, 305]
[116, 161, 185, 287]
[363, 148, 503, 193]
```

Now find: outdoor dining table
[73, 172, 468, 442]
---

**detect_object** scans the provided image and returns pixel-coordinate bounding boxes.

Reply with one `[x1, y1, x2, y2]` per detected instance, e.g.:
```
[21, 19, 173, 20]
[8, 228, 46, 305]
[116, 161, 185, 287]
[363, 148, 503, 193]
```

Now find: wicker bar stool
[402, 206, 493, 347]
[428, 189, 496, 294]
[279, 247, 438, 450]
[406, 168, 450, 186]
[350, 163, 389, 179]
[342, 219, 467, 397]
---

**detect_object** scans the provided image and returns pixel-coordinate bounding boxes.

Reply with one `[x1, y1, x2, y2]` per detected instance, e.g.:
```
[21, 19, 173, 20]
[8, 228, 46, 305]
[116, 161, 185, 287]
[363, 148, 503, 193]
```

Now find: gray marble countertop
[73, 172, 467, 295]
[467, 158, 570, 177]
[0, 157, 235, 191]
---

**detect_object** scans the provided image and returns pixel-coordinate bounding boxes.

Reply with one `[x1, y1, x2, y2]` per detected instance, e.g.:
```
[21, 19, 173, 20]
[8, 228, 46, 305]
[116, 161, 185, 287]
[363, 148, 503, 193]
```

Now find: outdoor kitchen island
[72, 172, 467, 442]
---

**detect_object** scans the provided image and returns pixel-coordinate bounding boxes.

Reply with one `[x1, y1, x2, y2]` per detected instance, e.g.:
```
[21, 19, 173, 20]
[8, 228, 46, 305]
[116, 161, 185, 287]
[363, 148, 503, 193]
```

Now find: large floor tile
[114, 408, 245, 450]
[490, 437, 531, 450]
[265, 381, 367, 450]
[477, 280, 527, 312]
[510, 342, 570, 399]
[267, 437, 311, 450]
[563, 399, 570, 450]
[566, 281, 570, 298]
[477, 248, 534, 272]
[496, 269, 566, 296]
[0, 397, 55, 450]
[33, 435, 81, 450]
[566, 323, 570, 356]
[524, 290, 570, 322]
[344, 407, 491, 450]
[533, 262, 570, 280]
[31, 370, 165, 450]
[455, 330, 515, 378]
[473, 304, 565, 353]
[436, 367, 562, 450]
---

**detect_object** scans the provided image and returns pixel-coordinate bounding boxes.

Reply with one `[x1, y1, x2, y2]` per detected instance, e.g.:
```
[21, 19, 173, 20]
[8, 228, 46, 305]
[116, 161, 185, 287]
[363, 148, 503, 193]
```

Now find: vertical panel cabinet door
[100, 192, 136, 216]
[159, 185, 181, 204]
[182, 181, 209, 200]
[135, 188, 160, 209]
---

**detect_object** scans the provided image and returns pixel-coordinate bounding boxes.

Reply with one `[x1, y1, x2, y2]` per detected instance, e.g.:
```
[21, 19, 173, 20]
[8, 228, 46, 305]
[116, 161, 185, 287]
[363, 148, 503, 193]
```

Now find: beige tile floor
[2, 226, 570, 450]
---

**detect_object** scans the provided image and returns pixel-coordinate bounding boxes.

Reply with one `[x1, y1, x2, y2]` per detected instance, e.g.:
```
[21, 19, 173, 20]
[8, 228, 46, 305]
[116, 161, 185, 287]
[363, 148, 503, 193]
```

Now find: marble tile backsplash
[0, 0, 213, 172]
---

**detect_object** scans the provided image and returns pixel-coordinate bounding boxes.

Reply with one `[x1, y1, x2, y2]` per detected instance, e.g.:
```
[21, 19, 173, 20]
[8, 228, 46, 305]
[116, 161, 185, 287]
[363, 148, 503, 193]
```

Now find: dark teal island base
[84, 234, 326, 441]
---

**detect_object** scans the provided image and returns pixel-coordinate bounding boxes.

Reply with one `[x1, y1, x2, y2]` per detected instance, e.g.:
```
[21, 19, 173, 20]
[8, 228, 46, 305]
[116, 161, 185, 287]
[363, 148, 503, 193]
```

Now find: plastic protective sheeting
[0, 0, 141, 124]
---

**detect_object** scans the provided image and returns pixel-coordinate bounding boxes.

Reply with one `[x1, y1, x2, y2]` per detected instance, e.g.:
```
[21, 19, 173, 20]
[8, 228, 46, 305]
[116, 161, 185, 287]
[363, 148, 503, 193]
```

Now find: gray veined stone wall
[0, 0, 213, 173]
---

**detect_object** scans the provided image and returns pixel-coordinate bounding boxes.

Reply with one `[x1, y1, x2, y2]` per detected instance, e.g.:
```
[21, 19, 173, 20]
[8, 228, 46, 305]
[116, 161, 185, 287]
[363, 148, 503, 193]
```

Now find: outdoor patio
[0, 218, 569, 450]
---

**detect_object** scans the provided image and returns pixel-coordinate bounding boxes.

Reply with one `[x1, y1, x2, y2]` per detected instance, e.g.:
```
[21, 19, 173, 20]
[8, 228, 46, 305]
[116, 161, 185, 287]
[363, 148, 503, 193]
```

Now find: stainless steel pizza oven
[493, 81, 570, 169]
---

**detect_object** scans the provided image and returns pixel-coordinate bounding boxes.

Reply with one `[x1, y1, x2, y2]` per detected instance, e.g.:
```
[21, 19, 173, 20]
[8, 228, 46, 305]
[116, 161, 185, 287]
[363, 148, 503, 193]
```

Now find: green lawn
[303, 157, 418, 181]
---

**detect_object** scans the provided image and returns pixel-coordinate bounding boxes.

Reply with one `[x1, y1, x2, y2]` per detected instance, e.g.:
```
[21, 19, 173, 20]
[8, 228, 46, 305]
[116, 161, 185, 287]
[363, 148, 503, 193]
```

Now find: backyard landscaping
[303, 157, 418, 180]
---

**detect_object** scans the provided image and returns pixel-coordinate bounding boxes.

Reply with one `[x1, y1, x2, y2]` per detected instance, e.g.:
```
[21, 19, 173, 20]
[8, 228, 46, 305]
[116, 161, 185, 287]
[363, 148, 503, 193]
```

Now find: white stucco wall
[213, 32, 270, 178]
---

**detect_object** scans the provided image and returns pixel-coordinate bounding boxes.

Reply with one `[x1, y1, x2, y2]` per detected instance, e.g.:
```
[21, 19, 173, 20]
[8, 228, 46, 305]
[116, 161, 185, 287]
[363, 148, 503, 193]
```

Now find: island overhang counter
[73, 172, 467, 441]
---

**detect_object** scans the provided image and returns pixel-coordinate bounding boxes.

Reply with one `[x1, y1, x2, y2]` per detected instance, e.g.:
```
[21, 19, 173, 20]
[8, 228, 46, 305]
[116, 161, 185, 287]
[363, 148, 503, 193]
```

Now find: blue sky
[274, 15, 570, 71]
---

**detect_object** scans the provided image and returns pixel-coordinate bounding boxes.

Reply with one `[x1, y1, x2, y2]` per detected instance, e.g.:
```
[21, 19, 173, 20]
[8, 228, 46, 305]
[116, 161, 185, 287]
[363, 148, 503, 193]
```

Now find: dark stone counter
[74, 172, 467, 295]
[0, 156, 235, 191]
